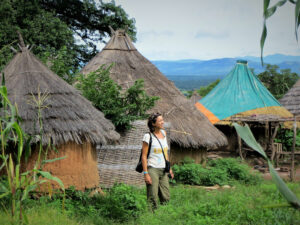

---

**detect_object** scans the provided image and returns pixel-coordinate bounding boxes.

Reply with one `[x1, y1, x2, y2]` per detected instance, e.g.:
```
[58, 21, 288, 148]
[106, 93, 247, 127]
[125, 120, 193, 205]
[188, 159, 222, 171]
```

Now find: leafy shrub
[208, 158, 262, 185]
[172, 163, 204, 185]
[32, 183, 147, 223]
[172, 163, 228, 186]
[180, 156, 195, 165]
[172, 158, 262, 186]
[200, 168, 229, 186]
[76, 65, 159, 131]
[275, 127, 300, 151]
[99, 183, 147, 221]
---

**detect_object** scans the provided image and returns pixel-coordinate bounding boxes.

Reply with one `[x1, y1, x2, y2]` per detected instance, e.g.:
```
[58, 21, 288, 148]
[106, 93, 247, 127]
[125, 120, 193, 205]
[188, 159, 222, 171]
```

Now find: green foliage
[39, 46, 79, 84]
[0, 205, 80, 225]
[0, 82, 65, 223]
[183, 90, 193, 98]
[172, 158, 262, 186]
[260, 0, 300, 64]
[0, 0, 76, 76]
[0, 0, 136, 83]
[196, 79, 220, 97]
[275, 127, 300, 151]
[40, 0, 137, 46]
[180, 156, 195, 164]
[3, 182, 300, 225]
[207, 158, 262, 185]
[233, 122, 300, 210]
[76, 65, 159, 131]
[31, 183, 147, 223]
[137, 183, 300, 225]
[257, 64, 299, 99]
[101, 183, 147, 221]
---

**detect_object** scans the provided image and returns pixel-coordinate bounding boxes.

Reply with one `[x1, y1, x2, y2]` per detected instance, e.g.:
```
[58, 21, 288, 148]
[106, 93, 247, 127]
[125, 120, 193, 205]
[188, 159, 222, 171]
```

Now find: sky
[100, 0, 300, 61]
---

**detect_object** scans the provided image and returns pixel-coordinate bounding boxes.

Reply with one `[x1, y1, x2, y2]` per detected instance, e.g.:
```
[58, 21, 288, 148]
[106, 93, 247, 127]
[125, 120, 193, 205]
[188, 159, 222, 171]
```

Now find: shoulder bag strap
[146, 132, 152, 158]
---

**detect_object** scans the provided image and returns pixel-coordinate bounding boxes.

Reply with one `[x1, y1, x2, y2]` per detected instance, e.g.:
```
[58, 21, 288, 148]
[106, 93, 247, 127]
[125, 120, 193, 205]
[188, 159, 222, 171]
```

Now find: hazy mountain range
[152, 54, 300, 77]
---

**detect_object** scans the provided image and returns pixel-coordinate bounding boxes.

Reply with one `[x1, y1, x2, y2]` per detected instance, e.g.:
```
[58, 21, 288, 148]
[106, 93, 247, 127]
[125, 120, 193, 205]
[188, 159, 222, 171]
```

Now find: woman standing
[142, 112, 174, 210]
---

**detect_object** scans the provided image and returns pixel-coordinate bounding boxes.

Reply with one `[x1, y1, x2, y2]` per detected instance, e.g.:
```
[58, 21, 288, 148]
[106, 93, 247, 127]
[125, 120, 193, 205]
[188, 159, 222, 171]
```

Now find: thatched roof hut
[190, 91, 202, 105]
[280, 78, 300, 116]
[196, 60, 293, 124]
[81, 28, 227, 151]
[2, 35, 120, 190]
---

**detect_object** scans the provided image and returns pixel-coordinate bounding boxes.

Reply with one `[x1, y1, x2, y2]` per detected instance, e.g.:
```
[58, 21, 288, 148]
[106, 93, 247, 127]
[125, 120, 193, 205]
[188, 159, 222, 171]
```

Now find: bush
[172, 163, 229, 186]
[172, 158, 262, 186]
[172, 163, 205, 185]
[208, 158, 262, 185]
[24, 184, 147, 223]
[76, 65, 159, 131]
[98, 183, 147, 221]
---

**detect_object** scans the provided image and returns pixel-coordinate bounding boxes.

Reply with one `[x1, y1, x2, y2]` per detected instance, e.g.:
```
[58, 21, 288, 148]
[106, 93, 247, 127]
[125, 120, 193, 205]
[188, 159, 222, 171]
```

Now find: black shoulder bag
[135, 132, 152, 173]
[152, 132, 171, 173]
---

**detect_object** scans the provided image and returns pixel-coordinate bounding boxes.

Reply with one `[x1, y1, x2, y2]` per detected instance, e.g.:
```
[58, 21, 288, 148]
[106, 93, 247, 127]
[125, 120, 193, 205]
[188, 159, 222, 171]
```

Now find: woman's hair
[147, 112, 162, 133]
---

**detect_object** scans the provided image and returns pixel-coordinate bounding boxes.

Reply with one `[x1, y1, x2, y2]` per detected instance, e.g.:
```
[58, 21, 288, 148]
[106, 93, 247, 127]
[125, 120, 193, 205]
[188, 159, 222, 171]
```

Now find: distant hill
[152, 54, 300, 77]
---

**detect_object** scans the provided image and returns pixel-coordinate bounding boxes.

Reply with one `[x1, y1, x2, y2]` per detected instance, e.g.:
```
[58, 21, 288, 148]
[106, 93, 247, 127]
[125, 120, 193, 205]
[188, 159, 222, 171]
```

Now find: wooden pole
[270, 123, 279, 163]
[265, 121, 269, 150]
[290, 116, 297, 181]
[237, 134, 244, 160]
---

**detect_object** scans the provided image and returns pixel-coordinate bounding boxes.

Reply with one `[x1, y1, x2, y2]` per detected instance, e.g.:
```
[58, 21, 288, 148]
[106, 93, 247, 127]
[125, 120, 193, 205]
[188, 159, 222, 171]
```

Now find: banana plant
[261, 0, 300, 65]
[233, 123, 300, 210]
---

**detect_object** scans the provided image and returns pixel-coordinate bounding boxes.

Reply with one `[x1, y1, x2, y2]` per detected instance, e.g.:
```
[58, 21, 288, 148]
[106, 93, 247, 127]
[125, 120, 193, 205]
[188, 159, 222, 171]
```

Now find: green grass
[1, 182, 300, 225]
[137, 183, 300, 225]
[0, 205, 81, 225]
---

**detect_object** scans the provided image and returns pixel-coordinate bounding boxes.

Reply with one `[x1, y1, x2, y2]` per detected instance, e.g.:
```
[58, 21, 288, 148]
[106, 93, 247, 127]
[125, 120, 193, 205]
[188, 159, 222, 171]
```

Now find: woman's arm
[142, 141, 152, 184]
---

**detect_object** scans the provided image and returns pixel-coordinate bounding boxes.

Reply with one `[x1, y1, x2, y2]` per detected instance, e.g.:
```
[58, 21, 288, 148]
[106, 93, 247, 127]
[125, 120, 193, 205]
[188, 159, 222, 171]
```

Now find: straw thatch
[81, 28, 227, 149]
[2, 37, 120, 146]
[1, 35, 120, 190]
[190, 91, 202, 105]
[280, 78, 300, 116]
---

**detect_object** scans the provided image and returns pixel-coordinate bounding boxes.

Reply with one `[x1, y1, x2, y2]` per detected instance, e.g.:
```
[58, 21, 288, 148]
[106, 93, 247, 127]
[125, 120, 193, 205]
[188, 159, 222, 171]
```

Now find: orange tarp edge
[195, 102, 220, 124]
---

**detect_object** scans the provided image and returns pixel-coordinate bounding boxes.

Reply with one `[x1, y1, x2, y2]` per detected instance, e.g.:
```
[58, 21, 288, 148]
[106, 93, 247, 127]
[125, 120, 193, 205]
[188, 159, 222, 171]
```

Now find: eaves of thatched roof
[81, 29, 227, 149]
[190, 91, 202, 105]
[280, 78, 300, 116]
[2, 38, 120, 146]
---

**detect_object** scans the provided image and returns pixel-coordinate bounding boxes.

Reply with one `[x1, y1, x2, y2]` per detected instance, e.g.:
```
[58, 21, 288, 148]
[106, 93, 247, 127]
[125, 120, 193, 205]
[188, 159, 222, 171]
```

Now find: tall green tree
[0, 0, 136, 83]
[257, 64, 298, 99]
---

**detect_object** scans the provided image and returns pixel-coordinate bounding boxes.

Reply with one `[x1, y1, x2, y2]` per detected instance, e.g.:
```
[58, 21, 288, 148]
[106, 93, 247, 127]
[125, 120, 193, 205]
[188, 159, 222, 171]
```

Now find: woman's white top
[143, 130, 168, 168]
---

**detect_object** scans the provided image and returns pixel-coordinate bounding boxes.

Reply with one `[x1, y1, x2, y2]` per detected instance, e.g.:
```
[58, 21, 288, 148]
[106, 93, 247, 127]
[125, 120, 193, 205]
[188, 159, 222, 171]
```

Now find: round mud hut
[2, 36, 120, 190]
[81, 28, 227, 164]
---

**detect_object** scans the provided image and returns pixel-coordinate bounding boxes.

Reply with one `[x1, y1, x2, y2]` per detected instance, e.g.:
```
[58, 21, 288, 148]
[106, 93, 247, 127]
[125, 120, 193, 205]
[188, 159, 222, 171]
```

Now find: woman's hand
[169, 169, 174, 179]
[144, 173, 152, 185]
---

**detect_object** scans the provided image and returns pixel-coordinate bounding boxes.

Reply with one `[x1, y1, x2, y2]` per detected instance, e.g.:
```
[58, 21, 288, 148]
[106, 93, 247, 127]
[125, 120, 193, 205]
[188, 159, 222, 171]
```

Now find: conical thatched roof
[2, 36, 119, 146]
[81, 29, 227, 149]
[280, 78, 300, 116]
[190, 91, 202, 105]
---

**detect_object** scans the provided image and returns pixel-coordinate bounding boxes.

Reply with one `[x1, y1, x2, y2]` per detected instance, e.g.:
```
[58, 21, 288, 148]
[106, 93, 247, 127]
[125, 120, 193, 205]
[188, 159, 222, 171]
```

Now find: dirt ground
[261, 166, 300, 182]
[247, 155, 300, 182]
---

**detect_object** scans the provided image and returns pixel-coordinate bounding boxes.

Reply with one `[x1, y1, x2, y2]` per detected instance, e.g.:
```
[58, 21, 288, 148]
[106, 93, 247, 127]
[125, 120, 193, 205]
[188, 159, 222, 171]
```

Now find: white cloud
[111, 0, 300, 60]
